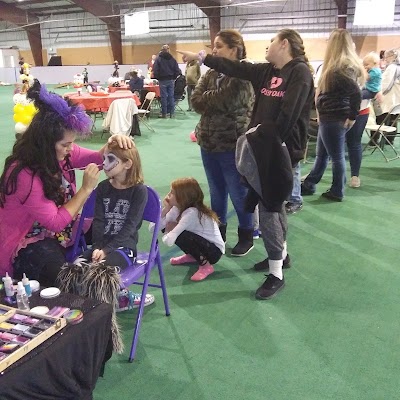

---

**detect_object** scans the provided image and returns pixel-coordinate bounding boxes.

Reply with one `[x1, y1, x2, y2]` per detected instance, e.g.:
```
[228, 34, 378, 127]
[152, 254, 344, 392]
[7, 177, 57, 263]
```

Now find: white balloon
[13, 93, 24, 104]
[15, 122, 28, 134]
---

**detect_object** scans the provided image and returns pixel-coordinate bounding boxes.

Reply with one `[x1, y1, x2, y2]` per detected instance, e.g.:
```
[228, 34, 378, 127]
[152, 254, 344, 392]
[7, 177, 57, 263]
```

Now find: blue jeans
[289, 163, 302, 204]
[159, 80, 175, 116]
[346, 113, 368, 177]
[303, 120, 347, 198]
[201, 148, 253, 229]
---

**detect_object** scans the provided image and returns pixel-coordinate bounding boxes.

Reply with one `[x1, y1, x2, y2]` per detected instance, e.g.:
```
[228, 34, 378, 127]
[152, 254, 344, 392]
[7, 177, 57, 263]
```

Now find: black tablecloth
[0, 292, 113, 400]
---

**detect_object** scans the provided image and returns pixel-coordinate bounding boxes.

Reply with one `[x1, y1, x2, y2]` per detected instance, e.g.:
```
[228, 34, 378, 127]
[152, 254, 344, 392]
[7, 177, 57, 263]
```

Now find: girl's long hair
[319, 28, 365, 93]
[106, 140, 143, 187]
[171, 177, 219, 224]
[277, 28, 314, 74]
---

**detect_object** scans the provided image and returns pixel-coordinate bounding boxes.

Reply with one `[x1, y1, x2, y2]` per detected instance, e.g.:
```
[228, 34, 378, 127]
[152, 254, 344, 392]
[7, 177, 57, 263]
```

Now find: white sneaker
[116, 290, 155, 312]
[349, 176, 361, 188]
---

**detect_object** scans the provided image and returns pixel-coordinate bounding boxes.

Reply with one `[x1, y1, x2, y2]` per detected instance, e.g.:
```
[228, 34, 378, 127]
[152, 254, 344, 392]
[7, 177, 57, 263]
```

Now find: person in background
[161, 177, 225, 281]
[190, 29, 255, 257]
[362, 52, 382, 100]
[153, 45, 181, 118]
[379, 50, 386, 72]
[128, 70, 144, 94]
[147, 54, 157, 79]
[179, 28, 314, 299]
[301, 28, 364, 202]
[185, 59, 201, 111]
[370, 48, 400, 146]
[82, 68, 89, 85]
[0, 79, 133, 286]
[124, 66, 135, 81]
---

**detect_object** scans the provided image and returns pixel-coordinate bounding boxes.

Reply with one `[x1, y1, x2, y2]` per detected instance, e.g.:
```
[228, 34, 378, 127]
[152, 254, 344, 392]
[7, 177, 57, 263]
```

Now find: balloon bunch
[12, 94, 38, 134]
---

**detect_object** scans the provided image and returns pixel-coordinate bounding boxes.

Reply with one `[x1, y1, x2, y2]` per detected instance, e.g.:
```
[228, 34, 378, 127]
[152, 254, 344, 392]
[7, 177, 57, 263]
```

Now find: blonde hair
[319, 29, 365, 92]
[171, 177, 219, 224]
[363, 52, 379, 65]
[107, 140, 143, 186]
[384, 49, 400, 64]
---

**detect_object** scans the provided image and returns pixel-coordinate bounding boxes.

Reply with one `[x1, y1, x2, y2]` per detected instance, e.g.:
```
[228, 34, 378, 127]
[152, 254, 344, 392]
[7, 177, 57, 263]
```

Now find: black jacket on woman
[204, 56, 314, 165]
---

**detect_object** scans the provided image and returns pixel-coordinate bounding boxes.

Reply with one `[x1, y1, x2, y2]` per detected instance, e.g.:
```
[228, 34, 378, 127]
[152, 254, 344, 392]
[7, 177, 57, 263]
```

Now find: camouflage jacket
[191, 69, 254, 152]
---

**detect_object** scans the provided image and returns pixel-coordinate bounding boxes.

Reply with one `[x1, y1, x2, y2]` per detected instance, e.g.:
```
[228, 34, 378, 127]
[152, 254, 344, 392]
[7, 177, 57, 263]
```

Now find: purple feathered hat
[27, 79, 92, 135]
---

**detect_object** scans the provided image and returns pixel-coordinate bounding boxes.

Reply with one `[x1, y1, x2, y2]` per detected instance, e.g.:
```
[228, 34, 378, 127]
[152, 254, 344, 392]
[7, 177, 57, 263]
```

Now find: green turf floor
[0, 86, 399, 400]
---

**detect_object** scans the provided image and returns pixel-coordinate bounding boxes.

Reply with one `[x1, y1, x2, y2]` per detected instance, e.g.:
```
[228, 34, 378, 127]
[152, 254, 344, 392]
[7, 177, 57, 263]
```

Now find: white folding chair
[137, 92, 156, 132]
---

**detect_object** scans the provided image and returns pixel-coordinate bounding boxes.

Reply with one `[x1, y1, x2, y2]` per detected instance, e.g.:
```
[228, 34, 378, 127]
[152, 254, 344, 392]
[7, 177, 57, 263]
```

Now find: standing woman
[179, 28, 314, 299]
[301, 29, 364, 201]
[190, 29, 255, 257]
[0, 80, 132, 286]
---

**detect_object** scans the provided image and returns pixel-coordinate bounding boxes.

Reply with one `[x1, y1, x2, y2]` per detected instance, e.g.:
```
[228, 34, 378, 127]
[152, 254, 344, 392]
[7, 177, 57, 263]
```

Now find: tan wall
[20, 36, 400, 66]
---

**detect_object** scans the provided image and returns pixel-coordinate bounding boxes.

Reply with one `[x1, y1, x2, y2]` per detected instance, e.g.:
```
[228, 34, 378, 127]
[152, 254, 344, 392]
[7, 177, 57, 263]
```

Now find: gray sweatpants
[236, 133, 287, 260]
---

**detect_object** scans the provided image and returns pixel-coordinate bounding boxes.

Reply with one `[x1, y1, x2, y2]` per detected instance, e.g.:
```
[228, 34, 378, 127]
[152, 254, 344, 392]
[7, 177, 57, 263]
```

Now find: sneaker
[349, 176, 361, 188]
[116, 289, 155, 312]
[253, 255, 291, 271]
[158, 114, 167, 119]
[255, 274, 285, 300]
[169, 114, 175, 119]
[253, 229, 261, 239]
[285, 202, 303, 214]
[301, 184, 315, 196]
[321, 190, 343, 202]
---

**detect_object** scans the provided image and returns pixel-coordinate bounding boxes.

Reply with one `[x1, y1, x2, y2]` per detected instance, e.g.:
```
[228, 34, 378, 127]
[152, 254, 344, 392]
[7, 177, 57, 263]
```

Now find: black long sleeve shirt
[204, 55, 315, 164]
[92, 181, 148, 255]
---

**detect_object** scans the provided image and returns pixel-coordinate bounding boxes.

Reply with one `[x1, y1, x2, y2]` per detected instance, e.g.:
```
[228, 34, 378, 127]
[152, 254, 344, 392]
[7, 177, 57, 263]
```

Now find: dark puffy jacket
[191, 69, 254, 152]
[153, 52, 181, 81]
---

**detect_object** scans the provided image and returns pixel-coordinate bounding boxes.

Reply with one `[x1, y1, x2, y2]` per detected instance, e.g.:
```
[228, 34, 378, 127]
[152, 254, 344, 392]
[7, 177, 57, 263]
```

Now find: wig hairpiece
[28, 79, 92, 135]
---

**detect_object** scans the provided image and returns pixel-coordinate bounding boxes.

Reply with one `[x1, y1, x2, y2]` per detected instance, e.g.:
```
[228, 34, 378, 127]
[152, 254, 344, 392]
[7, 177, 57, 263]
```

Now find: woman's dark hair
[0, 80, 75, 207]
[216, 29, 247, 60]
[277, 29, 314, 73]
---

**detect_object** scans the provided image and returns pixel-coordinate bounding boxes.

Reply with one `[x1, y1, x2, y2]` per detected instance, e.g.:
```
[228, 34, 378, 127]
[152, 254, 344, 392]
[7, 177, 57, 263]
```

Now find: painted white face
[103, 152, 120, 173]
[55, 131, 76, 161]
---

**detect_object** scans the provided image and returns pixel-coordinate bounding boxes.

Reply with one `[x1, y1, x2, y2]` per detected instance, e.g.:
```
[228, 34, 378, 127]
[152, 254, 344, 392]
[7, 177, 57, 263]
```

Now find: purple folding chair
[119, 186, 170, 362]
[65, 189, 97, 263]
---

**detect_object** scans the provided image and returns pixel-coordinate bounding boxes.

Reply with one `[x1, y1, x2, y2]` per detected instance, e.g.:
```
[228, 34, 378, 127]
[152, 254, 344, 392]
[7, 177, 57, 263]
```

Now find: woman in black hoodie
[179, 29, 314, 300]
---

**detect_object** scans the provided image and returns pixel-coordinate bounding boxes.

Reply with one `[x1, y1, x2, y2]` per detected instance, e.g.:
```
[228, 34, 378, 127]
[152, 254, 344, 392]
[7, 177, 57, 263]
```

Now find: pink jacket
[0, 144, 102, 277]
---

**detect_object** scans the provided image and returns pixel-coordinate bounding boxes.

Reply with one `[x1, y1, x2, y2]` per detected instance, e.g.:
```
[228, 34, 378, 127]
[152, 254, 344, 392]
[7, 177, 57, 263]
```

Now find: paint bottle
[16, 282, 30, 311]
[22, 273, 32, 297]
[2, 272, 14, 297]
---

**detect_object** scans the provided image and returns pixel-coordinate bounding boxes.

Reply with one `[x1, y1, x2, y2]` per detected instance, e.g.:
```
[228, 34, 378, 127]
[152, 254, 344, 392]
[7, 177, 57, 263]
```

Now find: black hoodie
[204, 56, 315, 165]
[153, 51, 181, 81]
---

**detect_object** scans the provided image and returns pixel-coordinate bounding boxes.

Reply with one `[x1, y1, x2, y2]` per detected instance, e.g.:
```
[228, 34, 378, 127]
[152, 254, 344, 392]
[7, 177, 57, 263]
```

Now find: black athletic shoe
[253, 255, 291, 271]
[301, 184, 315, 196]
[321, 190, 343, 202]
[255, 274, 285, 300]
[285, 202, 303, 214]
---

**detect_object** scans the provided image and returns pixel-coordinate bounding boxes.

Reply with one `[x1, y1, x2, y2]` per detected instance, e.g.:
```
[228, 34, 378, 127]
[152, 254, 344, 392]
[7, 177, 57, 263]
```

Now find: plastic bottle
[2, 272, 14, 297]
[22, 273, 32, 297]
[16, 282, 30, 311]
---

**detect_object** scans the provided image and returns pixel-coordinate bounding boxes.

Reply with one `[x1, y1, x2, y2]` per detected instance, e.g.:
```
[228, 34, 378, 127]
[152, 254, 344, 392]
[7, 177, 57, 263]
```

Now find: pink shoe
[170, 254, 197, 265]
[190, 263, 214, 281]
[189, 131, 197, 142]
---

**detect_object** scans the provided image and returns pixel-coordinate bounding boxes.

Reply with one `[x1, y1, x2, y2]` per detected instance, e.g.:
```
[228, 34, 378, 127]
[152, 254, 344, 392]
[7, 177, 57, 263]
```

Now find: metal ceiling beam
[70, 0, 122, 63]
[193, 0, 221, 47]
[334, 0, 348, 28]
[0, 1, 43, 66]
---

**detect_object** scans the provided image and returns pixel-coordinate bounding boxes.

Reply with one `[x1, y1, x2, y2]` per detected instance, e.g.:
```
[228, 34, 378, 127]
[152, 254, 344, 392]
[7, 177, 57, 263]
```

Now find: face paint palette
[0, 304, 66, 372]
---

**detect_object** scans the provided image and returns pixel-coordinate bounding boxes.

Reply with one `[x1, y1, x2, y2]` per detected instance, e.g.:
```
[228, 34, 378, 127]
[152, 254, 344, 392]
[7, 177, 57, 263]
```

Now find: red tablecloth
[144, 85, 160, 98]
[65, 91, 140, 111]
[108, 85, 129, 93]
